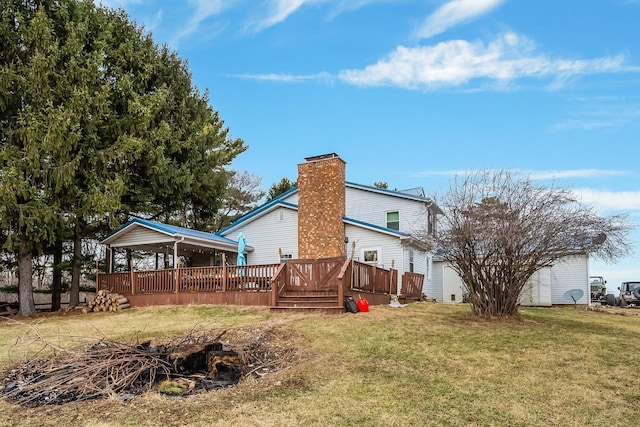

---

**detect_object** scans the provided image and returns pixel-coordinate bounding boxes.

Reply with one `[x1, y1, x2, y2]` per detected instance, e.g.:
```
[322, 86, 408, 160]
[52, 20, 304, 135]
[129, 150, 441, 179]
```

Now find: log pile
[84, 290, 130, 313]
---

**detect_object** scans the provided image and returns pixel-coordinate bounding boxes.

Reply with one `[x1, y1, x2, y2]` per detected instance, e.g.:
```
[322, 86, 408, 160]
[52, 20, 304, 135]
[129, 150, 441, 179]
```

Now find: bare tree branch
[417, 170, 633, 318]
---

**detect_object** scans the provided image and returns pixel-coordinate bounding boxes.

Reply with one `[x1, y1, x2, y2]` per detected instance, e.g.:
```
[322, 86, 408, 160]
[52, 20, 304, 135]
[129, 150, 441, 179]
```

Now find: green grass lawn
[1, 302, 639, 426]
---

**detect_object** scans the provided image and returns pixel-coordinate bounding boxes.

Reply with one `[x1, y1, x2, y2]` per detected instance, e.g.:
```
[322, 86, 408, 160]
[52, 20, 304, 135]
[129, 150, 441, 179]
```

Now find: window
[408, 249, 414, 273]
[386, 211, 399, 230]
[425, 256, 431, 278]
[364, 250, 378, 263]
[427, 210, 436, 235]
[362, 247, 382, 265]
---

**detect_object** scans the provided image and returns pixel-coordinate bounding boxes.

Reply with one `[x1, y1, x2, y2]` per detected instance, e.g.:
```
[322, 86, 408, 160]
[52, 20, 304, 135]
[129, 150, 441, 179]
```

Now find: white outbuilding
[428, 254, 590, 306]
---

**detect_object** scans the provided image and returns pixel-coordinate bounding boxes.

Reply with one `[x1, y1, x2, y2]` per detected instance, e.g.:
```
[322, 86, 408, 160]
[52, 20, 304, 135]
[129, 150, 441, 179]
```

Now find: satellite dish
[563, 289, 584, 307]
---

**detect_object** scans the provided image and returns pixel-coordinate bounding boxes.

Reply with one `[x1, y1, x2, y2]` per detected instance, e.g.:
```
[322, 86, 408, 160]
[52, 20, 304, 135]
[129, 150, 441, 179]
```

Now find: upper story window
[427, 210, 436, 235]
[386, 211, 399, 230]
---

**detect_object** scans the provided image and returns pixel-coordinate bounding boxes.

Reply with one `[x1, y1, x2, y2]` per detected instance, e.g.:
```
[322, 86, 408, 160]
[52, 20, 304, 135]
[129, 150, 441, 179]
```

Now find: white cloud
[338, 32, 627, 90]
[228, 72, 334, 83]
[574, 188, 640, 212]
[171, 0, 232, 44]
[328, 0, 395, 17]
[526, 169, 630, 180]
[246, 0, 387, 32]
[410, 169, 630, 181]
[248, 0, 327, 32]
[415, 0, 506, 39]
[550, 105, 640, 132]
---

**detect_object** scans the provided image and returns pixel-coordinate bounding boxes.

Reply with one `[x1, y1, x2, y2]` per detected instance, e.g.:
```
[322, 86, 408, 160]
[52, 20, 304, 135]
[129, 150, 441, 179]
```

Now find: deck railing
[97, 264, 279, 295]
[351, 261, 398, 294]
[97, 258, 423, 307]
[401, 271, 424, 299]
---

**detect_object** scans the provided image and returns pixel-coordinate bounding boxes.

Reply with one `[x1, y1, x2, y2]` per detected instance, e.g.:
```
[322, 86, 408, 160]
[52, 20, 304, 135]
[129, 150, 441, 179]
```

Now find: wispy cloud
[415, 0, 506, 40]
[409, 168, 630, 180]
[229, 72, 334, 83]
[327, 0, 395, 17]
[550, 104, 640, 132]
[246, 0, 387, 32]
[409, 169, 640, 212]
[338, 32, 628, 90]
[526, 169, 630, 180]
[170, 0, 232, 44]
[574, 188, 640, 212]
[246, 0, 326, 32]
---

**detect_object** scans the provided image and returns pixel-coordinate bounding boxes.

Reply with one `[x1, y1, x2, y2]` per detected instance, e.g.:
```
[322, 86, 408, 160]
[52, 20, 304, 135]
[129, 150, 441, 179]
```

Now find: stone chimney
[297, 153, 346, 259]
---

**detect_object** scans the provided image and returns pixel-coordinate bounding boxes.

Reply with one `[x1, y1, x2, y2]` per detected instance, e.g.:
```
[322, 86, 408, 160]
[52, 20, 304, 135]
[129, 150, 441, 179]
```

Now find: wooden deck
[97, 257, 424, 311]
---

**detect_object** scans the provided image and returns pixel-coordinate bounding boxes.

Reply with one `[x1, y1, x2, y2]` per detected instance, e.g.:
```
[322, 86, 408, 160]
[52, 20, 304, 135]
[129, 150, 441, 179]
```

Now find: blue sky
[99, 0, 639, 287]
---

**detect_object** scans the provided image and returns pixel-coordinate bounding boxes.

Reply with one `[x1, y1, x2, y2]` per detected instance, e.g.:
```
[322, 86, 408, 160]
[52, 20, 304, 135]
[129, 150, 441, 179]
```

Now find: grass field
[1, 302, 639, 426]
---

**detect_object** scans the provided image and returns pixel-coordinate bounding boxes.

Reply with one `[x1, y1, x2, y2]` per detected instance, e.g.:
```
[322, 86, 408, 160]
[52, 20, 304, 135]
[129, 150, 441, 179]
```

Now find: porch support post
[106, 245, 112, 273]
[174, 240, 179, 294]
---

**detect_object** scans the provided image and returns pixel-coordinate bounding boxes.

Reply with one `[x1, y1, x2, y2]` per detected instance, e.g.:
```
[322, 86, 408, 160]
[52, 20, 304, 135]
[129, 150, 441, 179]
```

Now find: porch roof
[101, 218, 254, 255]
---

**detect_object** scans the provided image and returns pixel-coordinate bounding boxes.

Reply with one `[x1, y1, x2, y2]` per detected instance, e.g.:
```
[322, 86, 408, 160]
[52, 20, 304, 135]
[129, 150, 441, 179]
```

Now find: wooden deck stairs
[270, 290, 344, 314]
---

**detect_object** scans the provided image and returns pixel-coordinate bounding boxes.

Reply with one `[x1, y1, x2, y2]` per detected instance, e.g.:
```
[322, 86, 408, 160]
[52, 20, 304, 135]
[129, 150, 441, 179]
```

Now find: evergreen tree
[0, 0, 246, 314]
[267, 177, 297, 200]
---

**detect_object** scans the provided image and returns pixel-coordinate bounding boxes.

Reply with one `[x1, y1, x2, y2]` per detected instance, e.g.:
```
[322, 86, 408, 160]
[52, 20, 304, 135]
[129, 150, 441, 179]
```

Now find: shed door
[520, 267, 552, 306]
[443, 266, 465, 304]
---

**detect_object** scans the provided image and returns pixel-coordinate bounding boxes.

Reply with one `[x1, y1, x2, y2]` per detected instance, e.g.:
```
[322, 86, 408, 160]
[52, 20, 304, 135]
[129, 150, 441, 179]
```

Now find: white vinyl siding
[403, 248, 431, 296]
[108, 226, 173, 248]
[221, 207, 298, 265]
[280, 192, 298, 205]
[346, 187, 426, 233]
[430, 262, 444, 302]
[549, 254, 589, 305]
[432, 254, 589, 306]
[345, 224, 403, 292]
[222, 184, 438, 289]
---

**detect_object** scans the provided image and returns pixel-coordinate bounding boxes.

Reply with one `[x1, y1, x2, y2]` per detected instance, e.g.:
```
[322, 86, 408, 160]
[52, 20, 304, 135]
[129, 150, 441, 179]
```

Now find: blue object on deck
[237, 232, 246, 274]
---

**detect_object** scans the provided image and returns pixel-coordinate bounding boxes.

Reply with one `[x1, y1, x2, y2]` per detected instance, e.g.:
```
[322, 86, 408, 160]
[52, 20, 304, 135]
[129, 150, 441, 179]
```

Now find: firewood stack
[83, 290, 131, 313]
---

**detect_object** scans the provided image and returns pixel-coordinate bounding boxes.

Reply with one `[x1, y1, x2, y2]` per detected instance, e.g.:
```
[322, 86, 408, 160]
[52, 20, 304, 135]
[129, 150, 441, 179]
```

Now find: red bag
[356, 295, 369, 312]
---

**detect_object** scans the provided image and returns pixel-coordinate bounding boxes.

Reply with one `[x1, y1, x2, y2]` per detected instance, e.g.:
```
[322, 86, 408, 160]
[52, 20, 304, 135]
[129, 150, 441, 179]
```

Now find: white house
[429, 254, 590, 306]
[217, 154, 441, 295]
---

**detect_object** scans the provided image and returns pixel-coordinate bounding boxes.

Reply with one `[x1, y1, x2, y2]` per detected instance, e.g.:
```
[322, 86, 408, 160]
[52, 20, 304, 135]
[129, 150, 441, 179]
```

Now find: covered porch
[101, 218, 253, 271]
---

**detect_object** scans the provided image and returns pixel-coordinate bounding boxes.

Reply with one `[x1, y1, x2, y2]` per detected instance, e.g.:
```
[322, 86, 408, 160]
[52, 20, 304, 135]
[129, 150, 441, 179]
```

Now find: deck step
[273, 291, 342, 312]
[269, 306, 344, 314]
[276, 294, 339, 308]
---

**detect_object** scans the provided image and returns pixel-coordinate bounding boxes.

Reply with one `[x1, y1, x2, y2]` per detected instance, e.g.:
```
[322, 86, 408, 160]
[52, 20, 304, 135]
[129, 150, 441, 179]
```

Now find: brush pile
[1, 324, 300, 407]
[84, 290, 130, 313]
[1, 340, 172, 406]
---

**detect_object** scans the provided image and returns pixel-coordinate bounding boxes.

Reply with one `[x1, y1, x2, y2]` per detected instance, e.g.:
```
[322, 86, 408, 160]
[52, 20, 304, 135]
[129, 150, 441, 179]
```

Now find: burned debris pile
[1, 326, 298, 406]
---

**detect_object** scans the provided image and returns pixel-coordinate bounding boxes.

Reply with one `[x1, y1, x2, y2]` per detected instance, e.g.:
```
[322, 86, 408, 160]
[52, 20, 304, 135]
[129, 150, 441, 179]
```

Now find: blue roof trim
[345, 181, 431, 202]
[217, 180, 435, 237]
[343, 216, 409, 237]
[253, 182, 431, 203]
[105, 218, 240, 245]
[216, 200, 298, 235]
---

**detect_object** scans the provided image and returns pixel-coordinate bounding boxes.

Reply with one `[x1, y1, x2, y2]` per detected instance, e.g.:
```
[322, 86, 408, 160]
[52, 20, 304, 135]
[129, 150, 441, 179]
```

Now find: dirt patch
[0, 322, 304, 407]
